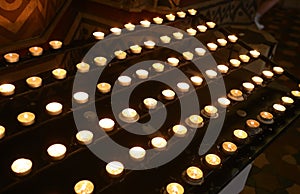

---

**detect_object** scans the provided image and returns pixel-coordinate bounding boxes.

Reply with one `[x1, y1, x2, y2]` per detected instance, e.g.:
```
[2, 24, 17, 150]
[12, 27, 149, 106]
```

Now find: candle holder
[203, 154, 221, 169]
[185, 115, 204, 128]
[182, 166, 204, 185]
[119, 108, 140, 123]
[232, 129, 248, 144]
[221, 141, 238, 155]
[245, 119, 263, 136]
[257, 111, 274, 125]
[201, 105, 218, 118]
[227, 89, 244, 101]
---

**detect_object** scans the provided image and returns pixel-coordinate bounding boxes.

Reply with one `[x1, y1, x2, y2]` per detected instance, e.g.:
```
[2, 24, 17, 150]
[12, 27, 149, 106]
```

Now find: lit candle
[177, 11, 186, 18]
[118, 75, 131, 86]
[259, 111, 274, 121]
[74, 180, 94, 194]
[76, 62, 90, 73]
[73, 92, 89, 104]
[114, 50, 127, 60]
[273, 66, 284, 75]
[135, 69, 149, 79]
[229, 89, 243, 98]
[121, 108, 138, 121]
[273, 103, 286, 113]
[4, 53, 19, 63]
[172, 125, 187, 137]
[162, 89, 175, 100]
[217, 38, 227, 46]
[177, 82, 190, 93]
[0, 83, 15, 96]
[130, 45, 142, 54]
[173, 32, 183, 40]
[99, 118, 115, 131]
[252, 76, 264, 85]
[166, 183, 184, 194]
[186, 28, 197, 36]
[124, 23, 135, 31]
[167, 57, 179, 66]
[250, 50, 260, 58]
[143, 98, 157, 109]
[106, 161, 124, 177]
[17, 112, 35, 126]
[160, 35, 171, 44]
[203, 105, 218, 117]
[206, 21, 216, 28]
[151, 137, 167, 150]
[52, 68, 67, 80]
[26, 76, 42, 88]
[195, 48, 206, 56]
[47, 143, 67, 160]
[152, 63, 164, 72]
[190, 76, 203, 86]
[11, 158, 32, 176]
[207, 43, 218, 51]
[291, 90, 300, 99]
[186, 166, 203, 181]
[29, 46, 43, 56]
[76, 130, 93, 145]
[217, 97, 231, 108]
[205, 69, 218, 79]
[153, 17, 163, 24]
[230, 59, 241, 67]
[239, 55, 250, 63]
[187, 115, 204, 128]
[144, 40, 155, 49]
[228, 35, 238, 43]
[222, 142, 237, 154]
[242, 82, 255, 92]
[205, 154, 221, 167]
[262, 70, 274, 79]
[281, 96, 294, 105]
[233, 129, 248, 140]
[217, 64, 229, 74]
[129, 146, 146, 161]
[46, 102, 63, 116]
[93, 31, 104, 40]
[0, 125, 5, 139]
[49, 40, 62, 49]
[94, 56, 107, 66]
[110, 27, 122, 35]
[246, 119, 260, 129]
[188, 8, 197, 15]
[97, 82, 111, 94]
[183, 51, 194, 60]
[140, 20, 151, 27]
[197, 25, 207, 32]
[166, 13, 176, 21]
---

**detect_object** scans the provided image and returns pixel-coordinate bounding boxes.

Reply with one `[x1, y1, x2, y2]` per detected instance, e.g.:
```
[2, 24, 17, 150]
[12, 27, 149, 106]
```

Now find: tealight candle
[106, 161, 124, 177]
[47, 143, 67, 160]
[99, 118, 115, 131]
[153, 17, 163, 24]
[230, 59, 241, 67]
[94, 56, 107, 66]
[205, 69, 218, 79]
[183, 51, 193, 60]
[0, 125, 5, 139]
[217, 38, 227, 46]
[76, 130, 93, 145]
[291, 90, 300, 99]
[73, 92, 89, 104]
[273, 66, 284, 75]
[233, 129, 248, 140]
[46, 102, 63, 115]
[187, 115, 204, 128]
[207, 43, 218, 51]
[97, 82, 111, 93]
[250, 50, 260, 58]
[203, 105, 218, 117]
[29, 46, 43, 56]
[49, 40, 62, 49]
[52, 68, 67, 79]
[143, 98, 157, 109]
[197, 25, 207, 32]
[205, 154, 221, 167]
[26, 76, 42, 88]
[177, 11, 186, 18]
[151, 137, 167, 150]
[167, 57, 179, 66]
[76, 62, 90, 73]
[93, 31, 104, 40]
[281, 96, 294, 105]
[4, 53, 19, 63]
[173, 32, 183, 40]
[136, 69, 149, 79]
[252, 76, 264, 85]
[195, 48, 206, 56]
[74, 180, 94, 194]
[239, 55, 250, 63]
[190, 76, 203, 86]
[188, 8, 197, 15]
[177, 82, 190, 92]
[160, 35, 171, 44]
[228, 35, 238, 43]
[242, 82, 255, 92]
[140, 20, 151, 27]
[217, 97, 231, 108]
[172, 125, 187, 137]
[262, 70, 274, 79]
[230, 89, 243, 98]
[186, 28, 197, 36]
[166, 183, 184, 194]
[11, 158, 32, 176]
[118, 75, 131, 86]
[144, 40, 155, 49]
[17, 112, 35, 126]
[114, 50, 127, 60]
[259, 111, 274, 121]
[217, 65, 229, 74]
[206, 21, 216, 28]
[166, 13, 175, 21]
[124, 23, 135, 31]
[110, 27, 122, 35]
[152, 63, 164, 72]
[246, 119, 260, 130]
[185, 166, 203, 182]
[222, 142, 237, 154]
[273, 103, 286, 113]
[130, 45, 142, 54]
[0, 83, 15, 96]
[129, 146, 146, 161]
[121, 108, 138, 121]
[162, 89, 175, 100]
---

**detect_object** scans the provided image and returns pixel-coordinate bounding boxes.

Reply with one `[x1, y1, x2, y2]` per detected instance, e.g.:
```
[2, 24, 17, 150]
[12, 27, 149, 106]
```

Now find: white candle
[49, 40, 62, 49]
[207, 43, 218, 51]
[93, 31, 104, 40]
[172, 125, 187, 137]
[190, 76, 203, 86]
[182, 51, 193, 60]
[17, 112, 35, 126]
[118, 75, 131, 86]
[173, 32, 183, 40]
[76, 130, 93, 145]
[197, 25, 207, 32]
[74, 180, 94, 194]
[46, 102, 63, 115]
[152, 63, 164, 72]
[0, 83, 15, 96]
[144, 40, 155, 49]
[136, 69, 149, 79]
[99, 118, 115, 131]
[26, 76, 42, 88]
[153, 17, 163, 24]
[203, 105, 218, 117]
[218, 97, 231, 108]
[206, 21, 216, 28]
[262, 70, 274, 79]
[166, 183, 184, 194]
[11, 158, 32, 176]
[130, 45, 142, 54]
[187, 115, 203, 126]
[124, 23, 135, 31]
[129, 146, 146, 161]
[162, 89, 175, 100]
[166, 13, 176, 21]
[228, 35, 238, 43]
[205, 69, 218, 79]
[217, 38, 227, 46]
[281, 96, 294, 105]
[205, 154, 221, 167]
[114, 50, 127, 60]
[167, 57, 179, 66]
[73, 92, 89, 104]
[242, 82, 255, 92]
[230, 59, 241, 67]
[239, 54, 250, 63]
[188, 8, 197, 15]
[97, 82, 111, 94]
[222, 141, 238, 154]
[76, 62, 90, 73]
[273, 103, 286, 113]
[106, 161, 124, 177]
[121, 108, 138, 120]
[186, 166, 203, 181]
[29, 46, 43, 56]
[110, 27, 122, 35]
[250, 50, 260, 58]
[177, 11, 186, 18]
[47, 143, 67, 160]
[140, 20, 151, 27]
[151, 137, 167, 150]
[229, 89, 243, 98]
[177, 82, 190, 92]
[252, 76, 264, 85]
[195, 47, 206, 56]
[217, 64, 229, 74]
[94, 56, 107, 66]
[273, 66, 284, 75]
[52, 68, 67, 79]
[233, 129, 248, 140]
[291, 90, 300, 98]
[186, 28, 197, 36]
[4, 53, 19, 63]
[160, 35, 171, 44]
[143, 98, 157, 109]
[0, 125, 5, 139]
